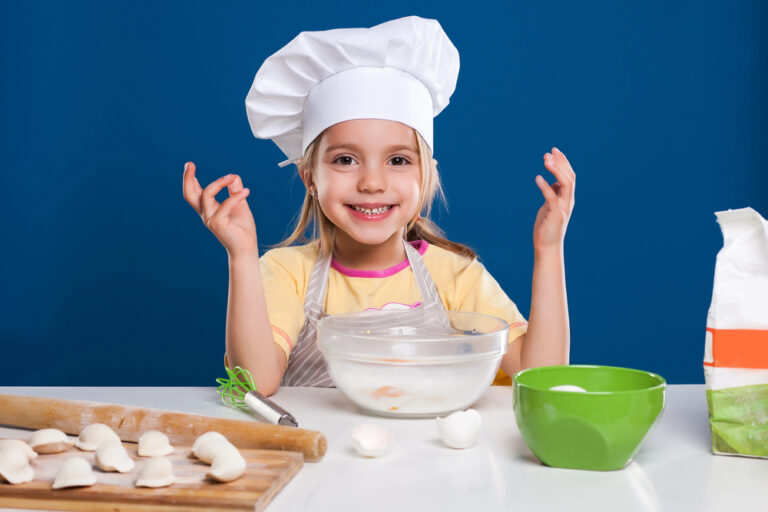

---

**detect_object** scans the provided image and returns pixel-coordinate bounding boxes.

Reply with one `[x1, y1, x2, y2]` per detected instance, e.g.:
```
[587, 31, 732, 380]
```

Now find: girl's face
[311, 119, 421, 247]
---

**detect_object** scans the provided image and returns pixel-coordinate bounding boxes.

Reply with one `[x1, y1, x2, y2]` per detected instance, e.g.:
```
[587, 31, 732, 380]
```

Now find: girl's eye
[390, 156, 410, 166]
[333, 155, 357, 166]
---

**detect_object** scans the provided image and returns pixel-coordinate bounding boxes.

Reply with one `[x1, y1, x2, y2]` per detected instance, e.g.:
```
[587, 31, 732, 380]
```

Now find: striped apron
[281, 239, 445, 387]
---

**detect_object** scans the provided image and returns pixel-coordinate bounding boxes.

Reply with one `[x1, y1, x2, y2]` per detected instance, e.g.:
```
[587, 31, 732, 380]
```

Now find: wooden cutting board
[0, 438, 302, 511]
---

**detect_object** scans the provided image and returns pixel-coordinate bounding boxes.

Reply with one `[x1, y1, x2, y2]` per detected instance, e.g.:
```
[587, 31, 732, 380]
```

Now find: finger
[535, 175, 559, 206]
[209, 188, 251, 227]
[543, 155, 574, 196]
[551, 147, 576, 179]
[201, 174, 237, 222]
[544, 153, 573, 187]
[183, 162, 204, 215]
[546, 157, 575, 211]
[228, 174, 244, 194]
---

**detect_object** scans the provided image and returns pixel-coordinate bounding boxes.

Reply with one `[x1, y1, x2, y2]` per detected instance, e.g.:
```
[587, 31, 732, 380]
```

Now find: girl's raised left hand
[532, 147, 575, 252]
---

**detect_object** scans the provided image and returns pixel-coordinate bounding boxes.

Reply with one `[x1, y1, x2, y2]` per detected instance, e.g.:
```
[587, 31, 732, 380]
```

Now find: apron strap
[281, 247, 334, 387]
[403, 239, 443, 311]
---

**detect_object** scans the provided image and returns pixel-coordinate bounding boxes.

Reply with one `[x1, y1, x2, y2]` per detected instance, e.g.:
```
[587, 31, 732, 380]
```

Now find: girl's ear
[298, 163, 316, 196]
[298, 160, 310, 185]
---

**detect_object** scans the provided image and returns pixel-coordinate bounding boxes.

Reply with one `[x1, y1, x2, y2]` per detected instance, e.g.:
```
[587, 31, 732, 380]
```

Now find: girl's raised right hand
[183, 162, 258, 257]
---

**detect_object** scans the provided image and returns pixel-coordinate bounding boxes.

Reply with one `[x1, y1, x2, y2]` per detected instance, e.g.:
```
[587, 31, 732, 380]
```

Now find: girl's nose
[357, 164, 386, 193]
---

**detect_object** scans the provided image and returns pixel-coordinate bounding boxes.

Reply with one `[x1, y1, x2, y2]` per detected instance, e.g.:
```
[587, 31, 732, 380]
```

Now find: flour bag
[704, 207, 768, 458]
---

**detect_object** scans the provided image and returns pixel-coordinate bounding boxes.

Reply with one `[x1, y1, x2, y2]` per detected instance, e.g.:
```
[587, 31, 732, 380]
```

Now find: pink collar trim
[331, 240, 428, 278]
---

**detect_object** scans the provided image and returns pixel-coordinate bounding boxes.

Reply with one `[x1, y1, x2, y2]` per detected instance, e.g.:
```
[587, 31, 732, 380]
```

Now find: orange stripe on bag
[705, 328, 768, 369]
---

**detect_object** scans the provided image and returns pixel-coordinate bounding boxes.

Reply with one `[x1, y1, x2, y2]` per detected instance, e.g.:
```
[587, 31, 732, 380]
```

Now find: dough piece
[52, 457, 97, 489]
[436, 409, 482, 449]
[76, 423, 121, 451]
[0, 439, 37, 461]
[138, 431, 174, 457]
[28, 428, 74, 454]
[192, 432, 233, 463]
[135, 457, 175, 488]
[95, 442, 135, 473]
[0, 448, 35, 484]
[206, 444, 246, 482]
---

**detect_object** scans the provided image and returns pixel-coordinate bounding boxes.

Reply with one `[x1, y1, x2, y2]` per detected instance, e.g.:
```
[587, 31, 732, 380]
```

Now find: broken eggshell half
[351, 424, 393, 458]
[436, 409, 482, 449]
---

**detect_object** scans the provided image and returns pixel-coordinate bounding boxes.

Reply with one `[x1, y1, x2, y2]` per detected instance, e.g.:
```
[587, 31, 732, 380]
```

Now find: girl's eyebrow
[324, 143, 418, 154]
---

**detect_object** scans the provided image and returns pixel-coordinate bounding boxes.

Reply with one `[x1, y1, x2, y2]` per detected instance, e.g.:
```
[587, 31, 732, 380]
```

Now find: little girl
[183, 16, 575, 396]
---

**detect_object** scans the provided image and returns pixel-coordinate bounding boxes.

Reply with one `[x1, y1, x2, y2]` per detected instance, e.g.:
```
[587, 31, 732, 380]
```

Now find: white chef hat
[245, 16, 460, 167]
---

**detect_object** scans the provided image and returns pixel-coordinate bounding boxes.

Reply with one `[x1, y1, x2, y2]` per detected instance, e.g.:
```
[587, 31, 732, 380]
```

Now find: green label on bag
[706, 384, 768, 457]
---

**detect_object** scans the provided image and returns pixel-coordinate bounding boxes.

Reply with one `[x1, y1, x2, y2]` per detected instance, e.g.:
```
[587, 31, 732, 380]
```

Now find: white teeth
[353, 205, 392, 215]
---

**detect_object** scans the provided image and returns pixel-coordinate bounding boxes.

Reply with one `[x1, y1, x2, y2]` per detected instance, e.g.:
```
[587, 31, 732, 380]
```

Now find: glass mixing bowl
[316, 309, 510, 418]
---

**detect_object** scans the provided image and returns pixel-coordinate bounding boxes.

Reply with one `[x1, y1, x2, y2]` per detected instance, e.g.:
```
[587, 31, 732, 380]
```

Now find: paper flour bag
[704, 207, 768, 458]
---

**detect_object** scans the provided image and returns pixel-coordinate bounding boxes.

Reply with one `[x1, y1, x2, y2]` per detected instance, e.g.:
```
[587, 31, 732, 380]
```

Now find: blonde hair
[275, 129, 476, 260]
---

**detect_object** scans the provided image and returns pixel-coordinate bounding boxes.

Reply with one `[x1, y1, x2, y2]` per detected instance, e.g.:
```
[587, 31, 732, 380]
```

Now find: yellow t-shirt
[259, 240, 528, 385]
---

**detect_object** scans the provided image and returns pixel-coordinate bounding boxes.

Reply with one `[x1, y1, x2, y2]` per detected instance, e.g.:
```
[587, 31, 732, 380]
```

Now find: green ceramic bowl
[513, 365, 666, 471]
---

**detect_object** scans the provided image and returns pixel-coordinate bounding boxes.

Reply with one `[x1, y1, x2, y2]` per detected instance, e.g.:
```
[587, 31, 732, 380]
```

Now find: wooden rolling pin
[0, 394, 326, 462]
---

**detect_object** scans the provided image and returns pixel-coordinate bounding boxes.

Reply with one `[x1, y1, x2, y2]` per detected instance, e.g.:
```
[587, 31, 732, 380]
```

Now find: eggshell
[436, 409, 482, 449]
[352, 424, 393, 457]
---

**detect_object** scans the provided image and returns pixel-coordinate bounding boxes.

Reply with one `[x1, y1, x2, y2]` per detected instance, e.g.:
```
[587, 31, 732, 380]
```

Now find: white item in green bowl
[549, 385, 587, 392]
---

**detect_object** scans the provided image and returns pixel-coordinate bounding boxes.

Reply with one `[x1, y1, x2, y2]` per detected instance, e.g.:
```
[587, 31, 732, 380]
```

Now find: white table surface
[0, 385, 766, 511]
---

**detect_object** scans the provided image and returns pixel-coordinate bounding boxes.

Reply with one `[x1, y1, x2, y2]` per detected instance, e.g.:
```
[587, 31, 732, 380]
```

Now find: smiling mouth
[347, 205, 395, 215]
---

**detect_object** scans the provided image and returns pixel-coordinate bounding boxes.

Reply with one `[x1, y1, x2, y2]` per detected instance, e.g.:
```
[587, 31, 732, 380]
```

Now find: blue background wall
[1, 1, 766, 385]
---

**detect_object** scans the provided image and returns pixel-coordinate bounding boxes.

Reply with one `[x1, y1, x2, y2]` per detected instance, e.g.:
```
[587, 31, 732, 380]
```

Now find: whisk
[216, 366, 298, 427]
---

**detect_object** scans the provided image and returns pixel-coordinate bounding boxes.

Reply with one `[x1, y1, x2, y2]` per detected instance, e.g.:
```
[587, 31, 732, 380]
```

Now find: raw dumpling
[0, 448, 34, 484]
[28, 428, 74, 454]
[436, 409, 482, 449]
[135, 457, 174, 488]
[192, 432, 233, 463]
[95, 442, 135, 473]
[76, 423, 121, 451]
[0, 439, 37, 461]
[138, 431, 174, 457]
[206, 444, 246, 482]
[52, 457, 97, 489]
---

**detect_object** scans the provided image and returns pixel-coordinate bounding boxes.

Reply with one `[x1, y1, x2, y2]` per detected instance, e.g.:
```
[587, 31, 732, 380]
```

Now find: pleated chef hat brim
[245, 16, 460, 167]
